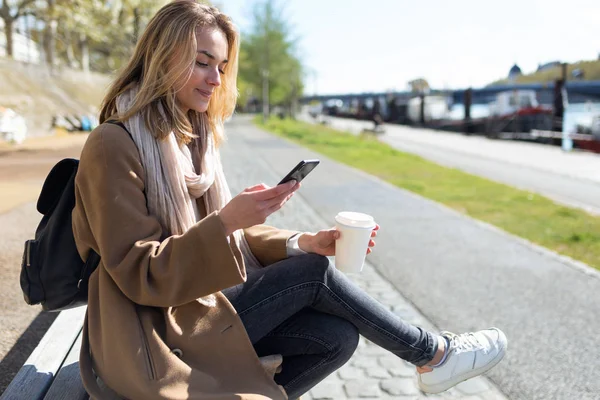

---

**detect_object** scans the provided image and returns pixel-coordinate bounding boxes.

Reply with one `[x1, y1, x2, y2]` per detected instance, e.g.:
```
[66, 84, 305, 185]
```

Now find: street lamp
[262, 68, 269, 123]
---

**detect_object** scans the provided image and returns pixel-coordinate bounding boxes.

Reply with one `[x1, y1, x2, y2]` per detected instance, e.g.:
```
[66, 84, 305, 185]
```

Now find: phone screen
[278, 159, 320, 185]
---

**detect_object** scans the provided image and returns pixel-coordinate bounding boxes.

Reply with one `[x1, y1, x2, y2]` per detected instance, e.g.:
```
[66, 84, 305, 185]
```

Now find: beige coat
[72, 123, 297, 399]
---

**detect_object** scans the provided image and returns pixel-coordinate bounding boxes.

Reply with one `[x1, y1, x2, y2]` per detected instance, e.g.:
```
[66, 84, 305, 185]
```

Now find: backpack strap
[105, 119, 134, 141]
[77, 250, 101, 293]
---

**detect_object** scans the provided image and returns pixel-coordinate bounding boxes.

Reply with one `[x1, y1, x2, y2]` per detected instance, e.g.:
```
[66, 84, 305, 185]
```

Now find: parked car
[0, 107, 27, 144]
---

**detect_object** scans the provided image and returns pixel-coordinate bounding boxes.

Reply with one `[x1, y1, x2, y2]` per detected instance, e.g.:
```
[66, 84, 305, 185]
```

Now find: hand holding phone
[220, 182, 299, 235]
[278, 159, 320, 185]
[219, 160, 319, 236]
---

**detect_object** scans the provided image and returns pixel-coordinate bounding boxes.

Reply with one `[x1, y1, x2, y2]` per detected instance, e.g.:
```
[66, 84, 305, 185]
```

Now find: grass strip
[255, 116, 600, 271]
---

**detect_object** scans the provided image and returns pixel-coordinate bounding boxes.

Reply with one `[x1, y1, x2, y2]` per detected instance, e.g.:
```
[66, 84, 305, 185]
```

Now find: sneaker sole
[418, 333, 507, 394]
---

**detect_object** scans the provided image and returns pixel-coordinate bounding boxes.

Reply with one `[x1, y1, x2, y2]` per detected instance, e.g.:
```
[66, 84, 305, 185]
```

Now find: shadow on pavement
[0, 312, 57, 395]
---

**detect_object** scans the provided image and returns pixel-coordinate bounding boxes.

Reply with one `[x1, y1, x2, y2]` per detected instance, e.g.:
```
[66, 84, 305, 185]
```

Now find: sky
[219, 0, 600, 96]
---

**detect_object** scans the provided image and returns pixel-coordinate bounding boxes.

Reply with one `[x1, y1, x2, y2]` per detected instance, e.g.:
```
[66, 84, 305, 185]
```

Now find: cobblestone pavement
[221, 118, 509, 400]
[303, 265, 508, 400]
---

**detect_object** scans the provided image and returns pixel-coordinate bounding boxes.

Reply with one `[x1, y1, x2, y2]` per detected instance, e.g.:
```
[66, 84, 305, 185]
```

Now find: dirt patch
[0, 183, 43, 214]
[0, 137, 86, 213]
[0, 132, 89, 153]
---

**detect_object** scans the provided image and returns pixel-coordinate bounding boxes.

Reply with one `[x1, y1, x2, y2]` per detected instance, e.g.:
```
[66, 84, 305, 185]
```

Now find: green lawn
[255, 116, 600, 271]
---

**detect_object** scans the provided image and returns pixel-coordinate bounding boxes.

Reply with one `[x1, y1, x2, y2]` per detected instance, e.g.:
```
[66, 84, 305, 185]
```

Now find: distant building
[508, 64, 522, 81]
[536, 61, 561, 72]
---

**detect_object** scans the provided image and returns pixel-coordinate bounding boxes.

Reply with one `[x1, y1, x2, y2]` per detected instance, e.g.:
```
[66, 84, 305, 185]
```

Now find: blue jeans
[222, 254, 438, 399]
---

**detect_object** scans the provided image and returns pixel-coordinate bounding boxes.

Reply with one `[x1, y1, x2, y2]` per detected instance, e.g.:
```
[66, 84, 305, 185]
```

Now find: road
[232, 116, 600, 400]
[306, 114, 600, 215]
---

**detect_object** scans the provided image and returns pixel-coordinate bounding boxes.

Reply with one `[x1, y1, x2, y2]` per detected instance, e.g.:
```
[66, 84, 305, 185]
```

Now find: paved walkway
[226, 116, 600, 400]
[221, 118, 508, 400]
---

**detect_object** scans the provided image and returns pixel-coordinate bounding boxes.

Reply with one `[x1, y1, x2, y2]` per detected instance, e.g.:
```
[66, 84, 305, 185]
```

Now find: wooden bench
[1, 307, 88, 400]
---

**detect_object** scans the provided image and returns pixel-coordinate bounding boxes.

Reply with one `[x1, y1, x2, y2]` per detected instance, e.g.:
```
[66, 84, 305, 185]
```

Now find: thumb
[319, 228, 339, 244]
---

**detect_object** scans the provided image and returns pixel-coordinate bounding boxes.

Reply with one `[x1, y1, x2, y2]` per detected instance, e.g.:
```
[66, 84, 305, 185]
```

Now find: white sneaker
[418, 328, 507, 394]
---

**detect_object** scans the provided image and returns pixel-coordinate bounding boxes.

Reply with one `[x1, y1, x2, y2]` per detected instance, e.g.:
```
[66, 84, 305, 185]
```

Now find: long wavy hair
[99, 1, 240, 147]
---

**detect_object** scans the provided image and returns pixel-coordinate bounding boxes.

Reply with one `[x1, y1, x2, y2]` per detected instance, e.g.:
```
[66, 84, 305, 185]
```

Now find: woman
[73, 2, 507, 399]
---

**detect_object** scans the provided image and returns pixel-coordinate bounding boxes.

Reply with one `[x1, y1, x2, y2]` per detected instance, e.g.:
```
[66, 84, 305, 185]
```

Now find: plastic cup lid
[335, 211, 375, 228]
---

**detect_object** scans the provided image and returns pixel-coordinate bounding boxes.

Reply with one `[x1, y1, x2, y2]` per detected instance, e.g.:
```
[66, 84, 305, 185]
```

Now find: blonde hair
[99, 1, 239, 146]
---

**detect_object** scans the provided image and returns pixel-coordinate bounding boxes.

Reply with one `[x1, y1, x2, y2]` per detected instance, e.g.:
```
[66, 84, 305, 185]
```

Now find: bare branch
[15, 0, 38, 19]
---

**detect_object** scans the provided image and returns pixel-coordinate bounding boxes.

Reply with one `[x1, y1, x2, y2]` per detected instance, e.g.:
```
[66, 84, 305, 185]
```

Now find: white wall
[0, 19, 42, 64]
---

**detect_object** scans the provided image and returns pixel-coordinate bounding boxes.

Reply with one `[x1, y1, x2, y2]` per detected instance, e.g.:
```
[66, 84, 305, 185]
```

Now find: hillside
[0, 57, 112, 137]
[490, 59, 600, 86]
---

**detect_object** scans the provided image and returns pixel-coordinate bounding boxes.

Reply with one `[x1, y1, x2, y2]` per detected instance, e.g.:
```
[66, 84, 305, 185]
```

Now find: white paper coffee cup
[334, 211, 376, 274]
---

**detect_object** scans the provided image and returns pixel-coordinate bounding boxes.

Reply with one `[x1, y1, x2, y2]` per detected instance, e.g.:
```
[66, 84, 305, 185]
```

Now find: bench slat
[0, 307, 87, 400]
[44, 332, 89, 400]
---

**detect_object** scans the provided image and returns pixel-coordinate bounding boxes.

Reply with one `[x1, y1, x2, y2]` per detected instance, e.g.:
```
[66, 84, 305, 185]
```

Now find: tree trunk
[65, 30, 77, 68]
[44, 19, 57, 68]
[262, 70, 269, 123]
[44, 0, 57, 69]
[132, 7, 141, 44]
[118, 7, 126, 27]
[4, 18, 14, 58]
[79, 32, 89, 74]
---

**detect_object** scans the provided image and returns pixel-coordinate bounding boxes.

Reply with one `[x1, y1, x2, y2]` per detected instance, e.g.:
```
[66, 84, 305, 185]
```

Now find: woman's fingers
[254, 181, 300, 220]
[265, 193, 294, 215]
[262, 190, 294, 210]
[370, 225, 380, 238]
[365, 239, 376, 254]
[252, 181, 298, 201]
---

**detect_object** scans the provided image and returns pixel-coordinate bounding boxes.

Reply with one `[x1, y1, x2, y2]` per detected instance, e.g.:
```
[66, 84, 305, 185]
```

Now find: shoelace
[443, 332, 487, 354]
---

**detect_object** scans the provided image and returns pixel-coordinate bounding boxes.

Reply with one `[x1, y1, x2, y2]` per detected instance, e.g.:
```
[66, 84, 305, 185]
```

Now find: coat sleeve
[73, 124, 246, 307]
[243, 224, 299, 267]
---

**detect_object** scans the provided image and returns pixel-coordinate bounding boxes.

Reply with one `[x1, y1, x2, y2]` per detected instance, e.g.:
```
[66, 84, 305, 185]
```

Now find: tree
[59, 0, 114, 73]
[0, 0, 36, 58]
[86, 0, 168, 72]
[238, 0, 303, 117]
[1, 0, 217, 75]
[12, 0, 168, 72]
[38, 0, 105, 70]
[408, 78, 430, 93]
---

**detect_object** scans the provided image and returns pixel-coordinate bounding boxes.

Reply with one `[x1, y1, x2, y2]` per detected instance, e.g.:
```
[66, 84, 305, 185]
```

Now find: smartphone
[278, 159, 320, 185]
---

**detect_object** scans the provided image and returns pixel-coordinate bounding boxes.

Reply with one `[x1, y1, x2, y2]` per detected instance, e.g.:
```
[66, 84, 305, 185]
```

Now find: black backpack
[20, 121, 127, 312]
[20, 158, 100, 312]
